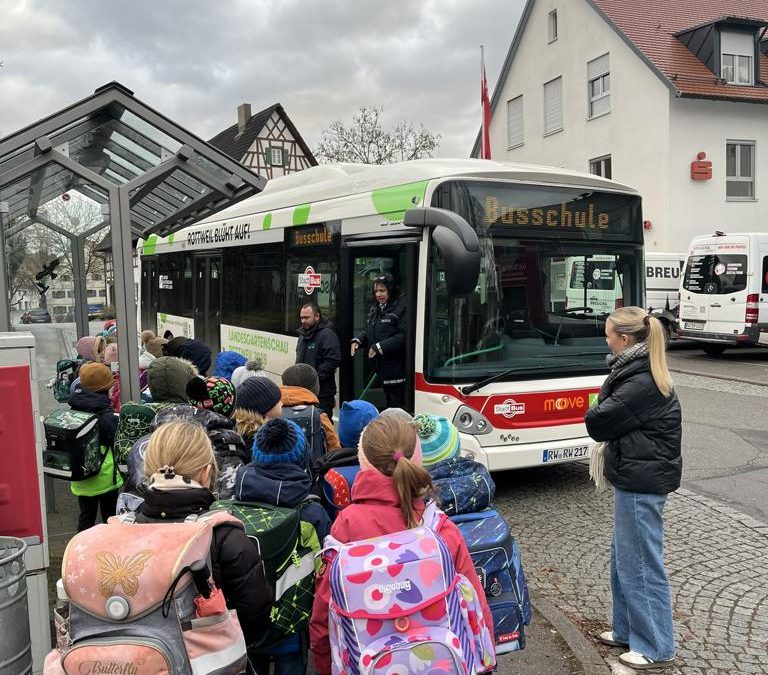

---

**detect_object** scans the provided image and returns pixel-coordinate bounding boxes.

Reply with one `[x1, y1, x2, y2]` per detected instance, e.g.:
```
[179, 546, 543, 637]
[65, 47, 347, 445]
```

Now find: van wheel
[702, 344, 726, 356]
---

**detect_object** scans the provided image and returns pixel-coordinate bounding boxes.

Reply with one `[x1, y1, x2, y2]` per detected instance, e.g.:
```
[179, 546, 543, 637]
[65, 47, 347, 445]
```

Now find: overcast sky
[0, 0, 525, 159]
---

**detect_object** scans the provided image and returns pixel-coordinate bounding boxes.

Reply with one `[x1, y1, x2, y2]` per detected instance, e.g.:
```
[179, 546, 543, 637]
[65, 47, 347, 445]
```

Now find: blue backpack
[281, 404, 326, 476]
[427, 456, 495, 515]
[451, 509, 532, 654]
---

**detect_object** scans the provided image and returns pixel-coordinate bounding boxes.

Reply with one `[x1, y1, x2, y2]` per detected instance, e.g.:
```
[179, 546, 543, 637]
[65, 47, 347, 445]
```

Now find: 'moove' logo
[544, 395, 585, 413]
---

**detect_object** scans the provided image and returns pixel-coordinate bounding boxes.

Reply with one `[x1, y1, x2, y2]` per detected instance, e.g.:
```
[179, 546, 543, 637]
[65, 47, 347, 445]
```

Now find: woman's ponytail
[646, 315, 673, 397]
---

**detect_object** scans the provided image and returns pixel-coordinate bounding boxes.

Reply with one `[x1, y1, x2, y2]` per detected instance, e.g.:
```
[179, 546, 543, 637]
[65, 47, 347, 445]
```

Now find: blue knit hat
[338, 400, 379, 448]
[252, 417, 306, 466]
[413, 413, 460, 466]
[214, 350, 248, 380]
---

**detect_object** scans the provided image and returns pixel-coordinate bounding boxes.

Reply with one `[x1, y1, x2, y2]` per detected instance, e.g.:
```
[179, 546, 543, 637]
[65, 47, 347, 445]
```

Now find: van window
[569, 258, 615, 290]
[762, 257, 768, 294]
[682, 254, 747, 294]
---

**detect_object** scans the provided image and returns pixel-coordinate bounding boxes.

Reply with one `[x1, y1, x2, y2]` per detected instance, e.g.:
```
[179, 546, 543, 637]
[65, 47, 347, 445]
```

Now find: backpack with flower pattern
[325, 504, 495, 675]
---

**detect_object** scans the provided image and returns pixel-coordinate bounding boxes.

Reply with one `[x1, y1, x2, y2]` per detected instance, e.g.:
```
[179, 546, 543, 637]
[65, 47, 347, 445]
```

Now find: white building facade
[476, 0, 768, 254]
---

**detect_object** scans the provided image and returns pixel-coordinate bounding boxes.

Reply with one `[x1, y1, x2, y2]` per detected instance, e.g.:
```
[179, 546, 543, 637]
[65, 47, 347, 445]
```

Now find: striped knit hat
[413, 413, 460, 466]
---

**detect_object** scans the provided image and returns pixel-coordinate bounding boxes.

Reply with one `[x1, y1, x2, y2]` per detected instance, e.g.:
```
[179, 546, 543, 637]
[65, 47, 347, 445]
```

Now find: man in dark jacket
[295, 303, 341, 418]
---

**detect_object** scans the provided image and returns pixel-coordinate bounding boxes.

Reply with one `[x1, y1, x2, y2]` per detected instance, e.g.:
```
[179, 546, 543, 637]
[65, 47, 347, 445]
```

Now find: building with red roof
[474, 0, 768, 253]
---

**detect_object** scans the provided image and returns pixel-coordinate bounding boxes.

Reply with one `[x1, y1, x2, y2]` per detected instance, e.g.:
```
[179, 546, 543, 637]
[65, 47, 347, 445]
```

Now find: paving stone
[494, 462, 768, 675]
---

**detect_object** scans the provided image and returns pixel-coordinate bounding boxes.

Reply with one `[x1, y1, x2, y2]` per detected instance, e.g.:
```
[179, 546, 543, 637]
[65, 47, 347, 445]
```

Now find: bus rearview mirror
[404, 207, 481, 296]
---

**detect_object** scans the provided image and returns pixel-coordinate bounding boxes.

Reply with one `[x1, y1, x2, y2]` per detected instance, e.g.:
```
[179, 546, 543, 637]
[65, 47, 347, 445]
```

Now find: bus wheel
[702, 344, 726, 356]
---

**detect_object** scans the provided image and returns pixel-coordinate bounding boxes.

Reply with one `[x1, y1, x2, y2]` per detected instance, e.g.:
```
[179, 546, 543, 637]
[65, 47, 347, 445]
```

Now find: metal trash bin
[0, 537, 31, 675]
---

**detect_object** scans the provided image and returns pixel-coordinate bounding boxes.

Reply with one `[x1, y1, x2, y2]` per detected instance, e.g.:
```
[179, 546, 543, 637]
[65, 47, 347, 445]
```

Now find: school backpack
[427, 457, 496, 516]
[281, 404, 326, 476]
[325, 504, 496, 675]
[52, 358, 80, 403]
[43, 510, 248, 675]
[113, 401, 171, 469]
[43, 409, 104, 481]
[312, 447, 360, 520]
[210, 498, 320, 649]
[450, 509, 532, 654]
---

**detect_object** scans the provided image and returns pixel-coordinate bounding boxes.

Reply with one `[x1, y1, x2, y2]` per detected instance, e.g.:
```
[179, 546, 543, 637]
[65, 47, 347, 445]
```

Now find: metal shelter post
[0, 202, 9, 332]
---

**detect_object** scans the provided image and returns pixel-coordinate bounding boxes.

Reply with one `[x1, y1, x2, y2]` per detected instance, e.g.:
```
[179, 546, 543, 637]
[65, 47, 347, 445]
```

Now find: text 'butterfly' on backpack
[211, 498, 321, 650]
[44, 510, 248, 675]
[325, 504, 496, 675]
[43, 409, 103, 481]
[450, 509, 532, 654]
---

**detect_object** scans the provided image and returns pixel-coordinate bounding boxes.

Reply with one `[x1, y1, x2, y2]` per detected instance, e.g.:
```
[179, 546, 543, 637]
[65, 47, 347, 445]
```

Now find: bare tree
[315, 106, 440, 164]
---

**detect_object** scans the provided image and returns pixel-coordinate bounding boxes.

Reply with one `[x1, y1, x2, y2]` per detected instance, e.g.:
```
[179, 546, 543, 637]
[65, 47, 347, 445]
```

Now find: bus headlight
[452, 405, 492, 435]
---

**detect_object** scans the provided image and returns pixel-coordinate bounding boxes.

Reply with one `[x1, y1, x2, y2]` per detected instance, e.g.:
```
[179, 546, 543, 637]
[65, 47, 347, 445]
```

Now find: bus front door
[193, 254, 222, 356]
[341, 240, 418, 413]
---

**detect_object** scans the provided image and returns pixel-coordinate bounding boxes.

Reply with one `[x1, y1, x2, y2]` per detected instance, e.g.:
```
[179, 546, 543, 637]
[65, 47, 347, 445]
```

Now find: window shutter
[544, 77, 563, 135]
[507, 96, 524, 147]
[264, 150, 272, 166]
[588, 54, 610, 80]
[282, 148, 290, 166]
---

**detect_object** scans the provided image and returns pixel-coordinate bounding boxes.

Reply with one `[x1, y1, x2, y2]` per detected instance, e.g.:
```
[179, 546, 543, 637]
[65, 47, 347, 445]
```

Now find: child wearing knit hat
[234, 376, 283, 447]
[413, 413, 461, 466]
[337, 400, 379, 448]
[187, 376, 237, 418]
[68, 362, 123, 531]
[234, 417, 331, 672]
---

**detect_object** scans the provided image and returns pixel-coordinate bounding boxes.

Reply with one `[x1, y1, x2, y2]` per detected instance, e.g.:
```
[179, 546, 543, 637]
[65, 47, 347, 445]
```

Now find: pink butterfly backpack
[44, 511, 249, 675]
[326, 504, 496, 675]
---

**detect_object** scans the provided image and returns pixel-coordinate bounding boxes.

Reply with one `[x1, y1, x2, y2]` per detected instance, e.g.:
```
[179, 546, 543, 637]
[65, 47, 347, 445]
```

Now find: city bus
[137, 159, 644, 470]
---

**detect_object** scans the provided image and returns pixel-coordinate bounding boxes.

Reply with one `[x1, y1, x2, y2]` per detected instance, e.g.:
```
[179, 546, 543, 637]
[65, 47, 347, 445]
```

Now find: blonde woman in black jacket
[584, 307, 681, 670]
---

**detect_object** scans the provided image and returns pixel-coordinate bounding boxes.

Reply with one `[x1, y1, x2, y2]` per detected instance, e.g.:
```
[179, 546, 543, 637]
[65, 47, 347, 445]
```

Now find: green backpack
[211, 498, 321, 649]
[113, 401, 172, 465]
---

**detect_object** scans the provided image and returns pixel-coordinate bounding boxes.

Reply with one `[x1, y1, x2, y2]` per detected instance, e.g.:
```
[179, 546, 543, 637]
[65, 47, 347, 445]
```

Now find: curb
[530, 591, 611, 675]
[668, 366, 768, 388]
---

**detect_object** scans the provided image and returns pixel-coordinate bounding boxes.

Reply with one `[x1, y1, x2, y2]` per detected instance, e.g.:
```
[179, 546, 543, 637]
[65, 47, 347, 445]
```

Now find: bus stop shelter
[0, 81, 265, 401]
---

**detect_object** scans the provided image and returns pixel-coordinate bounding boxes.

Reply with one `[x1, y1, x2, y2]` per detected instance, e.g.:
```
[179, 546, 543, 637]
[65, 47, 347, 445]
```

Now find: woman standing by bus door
[351, 274, 407, 410]
[584, 306, 680, 670]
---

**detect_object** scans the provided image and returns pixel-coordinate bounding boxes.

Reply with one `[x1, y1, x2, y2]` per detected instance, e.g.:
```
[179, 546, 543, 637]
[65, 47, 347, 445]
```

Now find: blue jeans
[611, 488, 676, 661]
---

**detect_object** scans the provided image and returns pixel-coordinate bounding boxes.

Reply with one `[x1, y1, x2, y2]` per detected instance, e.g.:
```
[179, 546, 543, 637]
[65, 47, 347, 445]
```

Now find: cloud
[0, 0, 524, 157]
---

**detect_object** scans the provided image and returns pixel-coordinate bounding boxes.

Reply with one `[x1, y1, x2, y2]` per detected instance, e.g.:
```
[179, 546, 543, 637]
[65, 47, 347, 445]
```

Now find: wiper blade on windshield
[460, 357, 609, 396]
[461, 364, 552, 396]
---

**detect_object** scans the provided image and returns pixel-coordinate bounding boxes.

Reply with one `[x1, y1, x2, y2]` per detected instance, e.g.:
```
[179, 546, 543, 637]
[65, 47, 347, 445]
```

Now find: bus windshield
[427, 181, 643, 381]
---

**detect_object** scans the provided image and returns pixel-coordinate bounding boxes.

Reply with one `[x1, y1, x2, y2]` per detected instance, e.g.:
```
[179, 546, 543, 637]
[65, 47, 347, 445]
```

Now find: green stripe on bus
[293, 204, 311, 226]
[263, 213, 273, 230]
[372, 180, 428, 221]
[143, 234, 158, 256]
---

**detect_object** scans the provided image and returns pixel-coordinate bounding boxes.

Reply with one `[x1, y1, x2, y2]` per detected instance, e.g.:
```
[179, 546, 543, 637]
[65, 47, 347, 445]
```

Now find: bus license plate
[683, 321, 705, 331]
[542, 445, 588, 463]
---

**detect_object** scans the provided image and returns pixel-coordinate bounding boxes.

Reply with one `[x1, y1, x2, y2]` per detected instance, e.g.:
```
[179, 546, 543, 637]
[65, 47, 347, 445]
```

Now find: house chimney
[237, 103, 251, 134]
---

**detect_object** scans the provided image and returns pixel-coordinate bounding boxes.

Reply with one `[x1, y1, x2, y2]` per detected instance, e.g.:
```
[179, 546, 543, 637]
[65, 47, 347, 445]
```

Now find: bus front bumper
[676, 324, 759, 345]
[461, 434, 594, 472]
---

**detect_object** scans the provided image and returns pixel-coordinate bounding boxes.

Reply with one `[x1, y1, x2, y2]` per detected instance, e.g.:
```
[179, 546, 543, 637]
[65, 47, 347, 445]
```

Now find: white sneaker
[619, 650, 675, 669]
[598, 631, 628, 647]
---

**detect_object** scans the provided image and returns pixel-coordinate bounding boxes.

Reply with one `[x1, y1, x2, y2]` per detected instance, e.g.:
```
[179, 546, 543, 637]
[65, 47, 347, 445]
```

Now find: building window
[589, 155, 612, 179]
[51, 290, 66, 299]
[506, 95, 524, 148]
[588, 54, 610, 118]
[91, 274, 102, 281]
[720, 31, 754, 85]
[548, 10, 558, 42]
[722, 54, 752, 85]
[726, 141, 755, 200]
[87, 289, 98, 298]
[269, 147, 284, 166]
[543, 77, 563, 136]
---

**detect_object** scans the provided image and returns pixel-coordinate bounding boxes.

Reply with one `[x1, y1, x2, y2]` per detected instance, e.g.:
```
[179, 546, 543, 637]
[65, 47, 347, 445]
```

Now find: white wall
[669, 97, 768, 253]
[488, 0, 672, 246]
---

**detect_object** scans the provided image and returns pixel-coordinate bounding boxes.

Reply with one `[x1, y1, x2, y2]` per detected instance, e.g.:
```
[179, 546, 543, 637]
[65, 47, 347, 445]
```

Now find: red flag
[481, 47, 492, 160]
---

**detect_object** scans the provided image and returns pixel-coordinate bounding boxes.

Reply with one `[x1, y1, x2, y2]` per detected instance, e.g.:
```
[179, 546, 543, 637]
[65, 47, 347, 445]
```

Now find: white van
[678, 232, 764, 354]
[645, 252, 686, 313]
[564, 254, 620, 315]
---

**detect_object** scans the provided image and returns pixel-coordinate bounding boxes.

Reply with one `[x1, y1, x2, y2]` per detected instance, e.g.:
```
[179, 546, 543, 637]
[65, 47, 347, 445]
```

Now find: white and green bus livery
[138, 159, 645, 470]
